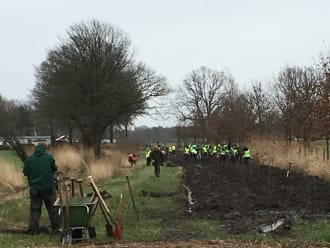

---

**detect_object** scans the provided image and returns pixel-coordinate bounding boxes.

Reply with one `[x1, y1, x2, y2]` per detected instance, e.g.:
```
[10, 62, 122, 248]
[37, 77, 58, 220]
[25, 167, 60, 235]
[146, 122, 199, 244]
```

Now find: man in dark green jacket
[23, 143, 58, 235]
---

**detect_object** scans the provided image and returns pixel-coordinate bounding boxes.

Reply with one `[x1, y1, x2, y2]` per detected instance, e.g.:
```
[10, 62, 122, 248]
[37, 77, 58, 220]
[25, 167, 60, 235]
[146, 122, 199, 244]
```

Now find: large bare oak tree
[33, 20, 168, 156]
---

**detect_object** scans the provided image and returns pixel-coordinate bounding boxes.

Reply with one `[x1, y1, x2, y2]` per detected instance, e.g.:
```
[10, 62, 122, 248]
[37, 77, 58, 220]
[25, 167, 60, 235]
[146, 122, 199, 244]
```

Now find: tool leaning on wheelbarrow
[88, 176, 123, 238]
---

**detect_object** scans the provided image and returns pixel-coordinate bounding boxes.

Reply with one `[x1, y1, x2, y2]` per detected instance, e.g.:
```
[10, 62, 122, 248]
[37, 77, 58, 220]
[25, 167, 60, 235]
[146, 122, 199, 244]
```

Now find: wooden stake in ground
[126, 176, 139, 221]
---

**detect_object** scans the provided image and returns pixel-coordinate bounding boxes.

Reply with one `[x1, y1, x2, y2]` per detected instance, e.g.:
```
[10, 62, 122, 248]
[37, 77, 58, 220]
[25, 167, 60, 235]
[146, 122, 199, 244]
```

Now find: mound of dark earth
[172, 154, 330, 233]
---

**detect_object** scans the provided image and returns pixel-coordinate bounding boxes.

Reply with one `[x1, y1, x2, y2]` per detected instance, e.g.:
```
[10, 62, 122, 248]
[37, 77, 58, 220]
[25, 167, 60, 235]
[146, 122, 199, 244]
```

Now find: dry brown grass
[248, 135, 330, 180]
[51, 144, 82, 178]
[0, 143, 132, 191]
[0, 157, 25, 190]
[50, 143, 132, 182]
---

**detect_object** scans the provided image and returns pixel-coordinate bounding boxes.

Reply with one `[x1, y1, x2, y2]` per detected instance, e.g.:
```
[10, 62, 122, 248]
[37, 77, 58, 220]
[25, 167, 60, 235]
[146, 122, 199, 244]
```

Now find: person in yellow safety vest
[171, 145, 176, 155]
[212, 145, 217, 156]
[190, 144, 198, 160]
[184, 145, 190, 160]
[220, 144, 228, 164]
[242, 147, 251, 165]
[206, 144, 210, 153]
[202, 145, 208, 160]
[145, 146, 152, 166]
[232, 146, 239, 160]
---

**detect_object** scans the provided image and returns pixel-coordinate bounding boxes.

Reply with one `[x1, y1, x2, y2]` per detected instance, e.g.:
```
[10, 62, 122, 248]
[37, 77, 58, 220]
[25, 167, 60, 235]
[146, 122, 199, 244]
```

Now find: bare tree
[215, 83, 255, 145]
[0, 96, 35, 137]
[314, 50, 330, 158]
[248, 82, 276, 134]
[274, 66, 321, 145]
[33, 20, 168, 156]
[176, 66, 232, 142]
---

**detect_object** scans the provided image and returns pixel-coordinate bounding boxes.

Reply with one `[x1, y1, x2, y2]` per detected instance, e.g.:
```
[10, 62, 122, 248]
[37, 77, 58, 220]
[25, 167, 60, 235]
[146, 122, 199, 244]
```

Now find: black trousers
[153, 163, 160, 177]
[28, 187, 58, 232]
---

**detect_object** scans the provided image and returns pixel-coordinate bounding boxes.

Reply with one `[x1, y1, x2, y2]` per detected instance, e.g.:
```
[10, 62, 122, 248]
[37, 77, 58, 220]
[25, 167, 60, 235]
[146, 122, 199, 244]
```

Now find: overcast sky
[1, 0, 329, 126]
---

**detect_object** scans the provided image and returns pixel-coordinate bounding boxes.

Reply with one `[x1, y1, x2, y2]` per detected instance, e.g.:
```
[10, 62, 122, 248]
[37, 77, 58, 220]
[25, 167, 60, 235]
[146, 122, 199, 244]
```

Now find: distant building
[18, 136, 51, 146]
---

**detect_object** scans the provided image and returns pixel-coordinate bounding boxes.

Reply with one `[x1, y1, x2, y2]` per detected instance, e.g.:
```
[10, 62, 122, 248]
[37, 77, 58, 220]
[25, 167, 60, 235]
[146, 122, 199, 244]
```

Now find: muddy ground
[171, 153, 330, 234]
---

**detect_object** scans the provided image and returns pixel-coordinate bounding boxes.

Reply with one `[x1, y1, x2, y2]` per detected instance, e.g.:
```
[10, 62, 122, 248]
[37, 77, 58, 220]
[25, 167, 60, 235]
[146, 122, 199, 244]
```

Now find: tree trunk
[93, 137, 102, 159]
[204, 118, 209, 143]
[326, 136, 329, 160]
[286, 128, 292, 145]
[50, 121, 55, 146]
[81, 127, 93, 148]
[109, 125, 114, 144]
[80, 126, 104, 158]
[125, 121, 128, 140]
[68, 124, 73, 144]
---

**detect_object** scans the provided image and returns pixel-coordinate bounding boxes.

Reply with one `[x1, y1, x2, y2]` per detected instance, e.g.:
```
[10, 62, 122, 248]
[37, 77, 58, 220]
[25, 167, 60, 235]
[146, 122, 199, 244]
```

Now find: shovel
[88, 176, 117, 237]
[98, 200, 114, 237]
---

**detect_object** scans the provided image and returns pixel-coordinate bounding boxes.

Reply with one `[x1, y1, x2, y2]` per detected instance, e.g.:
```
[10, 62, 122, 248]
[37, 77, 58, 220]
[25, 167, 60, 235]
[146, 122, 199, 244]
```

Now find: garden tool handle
[76, 179, 84, 197]
[88, 176, 116, 224]
[70, 178, 75, 196]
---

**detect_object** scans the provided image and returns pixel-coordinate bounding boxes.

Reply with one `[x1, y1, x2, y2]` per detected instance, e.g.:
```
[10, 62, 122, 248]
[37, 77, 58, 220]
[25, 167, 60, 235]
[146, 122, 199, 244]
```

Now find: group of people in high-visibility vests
[183, 143, 251, 164]
[144, 142, 251, 176]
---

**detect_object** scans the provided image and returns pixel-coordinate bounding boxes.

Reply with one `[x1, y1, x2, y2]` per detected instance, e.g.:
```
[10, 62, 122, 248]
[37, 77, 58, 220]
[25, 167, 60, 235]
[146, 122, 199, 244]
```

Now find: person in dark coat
[23, 143, 58, 235]
[150, 146, 164, 177]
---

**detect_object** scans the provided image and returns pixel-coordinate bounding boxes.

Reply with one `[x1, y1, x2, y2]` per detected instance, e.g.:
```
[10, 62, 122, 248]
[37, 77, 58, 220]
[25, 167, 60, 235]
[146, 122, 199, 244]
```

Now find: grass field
[1, 148, 330, 247]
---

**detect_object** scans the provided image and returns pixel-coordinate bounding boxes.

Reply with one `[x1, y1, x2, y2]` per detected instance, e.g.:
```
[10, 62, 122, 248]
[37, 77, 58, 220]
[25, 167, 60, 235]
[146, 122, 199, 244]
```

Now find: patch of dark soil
[171, 154, 330, 234]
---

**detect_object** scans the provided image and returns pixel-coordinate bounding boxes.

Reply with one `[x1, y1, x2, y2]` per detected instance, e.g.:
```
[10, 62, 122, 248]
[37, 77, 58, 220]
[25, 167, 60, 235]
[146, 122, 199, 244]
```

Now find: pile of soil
[172, 154, 330, 233]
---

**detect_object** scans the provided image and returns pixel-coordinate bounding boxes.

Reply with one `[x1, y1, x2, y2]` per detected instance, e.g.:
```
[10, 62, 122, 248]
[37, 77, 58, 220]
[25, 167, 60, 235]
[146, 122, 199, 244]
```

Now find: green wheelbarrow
[54, 196, 98, 245]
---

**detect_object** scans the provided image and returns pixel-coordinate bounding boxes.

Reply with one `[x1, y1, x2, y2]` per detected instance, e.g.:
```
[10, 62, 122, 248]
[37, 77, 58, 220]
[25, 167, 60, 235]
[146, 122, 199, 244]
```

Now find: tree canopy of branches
[0, 96, 34, 137]
[33, 20, 168, 156]
[214, 82, 255, 144]
[176, 66, 232, 142]
[274, 66, 321, 144]
[248, 82, 277, 134]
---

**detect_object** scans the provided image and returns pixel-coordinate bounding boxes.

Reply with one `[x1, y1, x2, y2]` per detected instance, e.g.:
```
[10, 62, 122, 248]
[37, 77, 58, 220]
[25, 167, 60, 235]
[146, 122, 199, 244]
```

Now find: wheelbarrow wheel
[61, 229, 72, 246]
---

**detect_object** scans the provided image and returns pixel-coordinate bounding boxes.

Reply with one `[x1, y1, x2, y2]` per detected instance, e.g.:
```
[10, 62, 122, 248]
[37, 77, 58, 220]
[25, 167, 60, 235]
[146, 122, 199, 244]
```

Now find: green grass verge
[1, 160, 330, 247]
[290, 218, 330, 242]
